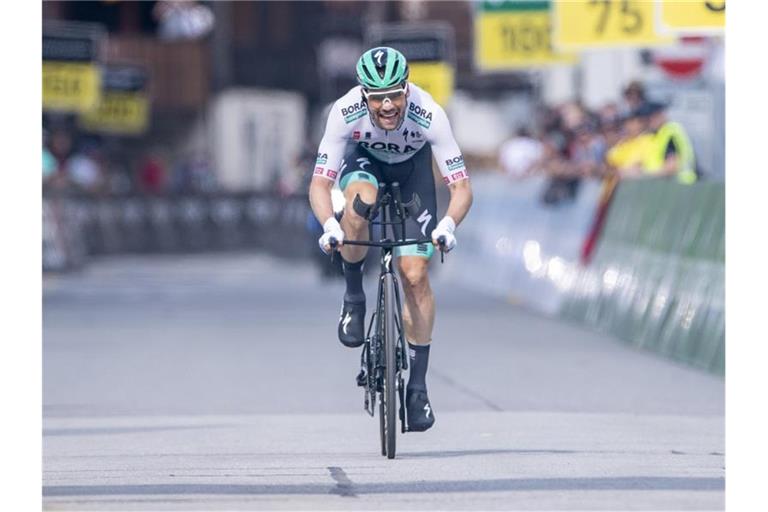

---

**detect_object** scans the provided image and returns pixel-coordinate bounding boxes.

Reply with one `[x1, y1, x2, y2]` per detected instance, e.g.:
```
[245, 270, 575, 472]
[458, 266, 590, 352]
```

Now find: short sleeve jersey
[312, 83, 469, 186]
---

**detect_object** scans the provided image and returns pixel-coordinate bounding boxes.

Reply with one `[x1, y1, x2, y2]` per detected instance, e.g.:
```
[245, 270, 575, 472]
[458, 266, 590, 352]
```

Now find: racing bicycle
[331, 181, 445, 459]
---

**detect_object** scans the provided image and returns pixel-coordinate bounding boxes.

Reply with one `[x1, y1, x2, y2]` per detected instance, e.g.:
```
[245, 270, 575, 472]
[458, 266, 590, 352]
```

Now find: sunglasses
[362, 85, 407, 104]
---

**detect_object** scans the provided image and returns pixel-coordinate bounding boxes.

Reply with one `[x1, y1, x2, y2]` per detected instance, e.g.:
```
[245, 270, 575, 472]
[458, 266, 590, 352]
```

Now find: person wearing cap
[640, 102, 697, 185]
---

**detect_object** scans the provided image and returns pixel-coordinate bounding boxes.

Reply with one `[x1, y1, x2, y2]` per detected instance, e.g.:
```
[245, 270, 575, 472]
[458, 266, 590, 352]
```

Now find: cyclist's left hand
[431, 216, 457, 252]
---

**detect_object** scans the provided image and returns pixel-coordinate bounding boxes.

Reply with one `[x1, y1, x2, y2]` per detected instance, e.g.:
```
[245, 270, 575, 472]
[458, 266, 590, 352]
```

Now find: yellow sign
[409, 61, 455, 107]
[660, 0, 725, 32]
[80, 91, 149, 135]
[553, 0, 673, 50]
[43, 62, 101, 113]
[476, 9, 576, 70]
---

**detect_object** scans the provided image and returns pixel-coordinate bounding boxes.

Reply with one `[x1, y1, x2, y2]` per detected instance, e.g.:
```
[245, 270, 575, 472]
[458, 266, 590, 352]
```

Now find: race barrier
[442, 173, 603, 315]
[559, 179, 724, 375]
[443, 173, 723, 375]
[42, 191, 313, 271]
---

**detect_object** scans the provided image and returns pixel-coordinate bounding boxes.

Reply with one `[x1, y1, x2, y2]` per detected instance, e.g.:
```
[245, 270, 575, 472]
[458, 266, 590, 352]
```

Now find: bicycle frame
[334, 181, 445, 457]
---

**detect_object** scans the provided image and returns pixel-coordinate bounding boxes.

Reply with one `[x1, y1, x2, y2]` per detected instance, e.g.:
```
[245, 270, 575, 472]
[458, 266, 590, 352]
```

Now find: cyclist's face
[364, 85, 408, 130]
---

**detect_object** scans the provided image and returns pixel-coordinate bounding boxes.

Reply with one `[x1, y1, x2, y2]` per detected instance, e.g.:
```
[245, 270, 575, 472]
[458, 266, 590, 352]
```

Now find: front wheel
[383, 273, 398, 459]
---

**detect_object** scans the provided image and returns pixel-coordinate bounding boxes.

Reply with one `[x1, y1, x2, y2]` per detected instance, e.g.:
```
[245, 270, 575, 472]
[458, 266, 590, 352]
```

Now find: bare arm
[444, 178, 473, 226]
[308, 176, 336, 226]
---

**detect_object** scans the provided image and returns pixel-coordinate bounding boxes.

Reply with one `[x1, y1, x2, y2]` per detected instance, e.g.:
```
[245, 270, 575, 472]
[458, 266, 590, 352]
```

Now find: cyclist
[308, 47, 473, 432]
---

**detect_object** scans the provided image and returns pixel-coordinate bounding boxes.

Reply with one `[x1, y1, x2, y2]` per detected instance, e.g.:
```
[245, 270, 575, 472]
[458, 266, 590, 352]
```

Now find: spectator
[42, 131, 57, 186]
[605, 108, 654, 178]
[570, 121, 607, 179]
[621, 80, 647, 116]
[641, 102, 698, 184]
[46, 129, 75, 190]
[498, 127, 544, 180]
[67, 139, 106, 194]
[137, 151, 168, 194]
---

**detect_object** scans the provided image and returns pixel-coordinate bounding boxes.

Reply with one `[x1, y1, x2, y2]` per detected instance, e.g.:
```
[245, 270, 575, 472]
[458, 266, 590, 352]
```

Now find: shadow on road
[398, 448, 578, 458]
[44, 476, 725, 497]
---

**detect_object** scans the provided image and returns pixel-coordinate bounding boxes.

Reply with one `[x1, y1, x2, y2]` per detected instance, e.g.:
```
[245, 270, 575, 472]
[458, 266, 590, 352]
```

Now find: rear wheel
[383, 273, 397, 459]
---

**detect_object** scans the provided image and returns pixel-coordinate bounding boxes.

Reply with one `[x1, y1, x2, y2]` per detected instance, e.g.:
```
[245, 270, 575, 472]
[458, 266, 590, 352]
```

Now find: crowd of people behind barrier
[498, 81, 699, 206]
[42, 126, 218, 198]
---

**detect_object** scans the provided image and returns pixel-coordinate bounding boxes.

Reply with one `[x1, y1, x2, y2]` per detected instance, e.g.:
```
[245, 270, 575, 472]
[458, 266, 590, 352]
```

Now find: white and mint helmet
[355, 47, 409, 90]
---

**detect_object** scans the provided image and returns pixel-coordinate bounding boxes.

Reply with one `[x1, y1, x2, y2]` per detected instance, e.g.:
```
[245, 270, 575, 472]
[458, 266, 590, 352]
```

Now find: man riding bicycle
[308, 47, 473, 432]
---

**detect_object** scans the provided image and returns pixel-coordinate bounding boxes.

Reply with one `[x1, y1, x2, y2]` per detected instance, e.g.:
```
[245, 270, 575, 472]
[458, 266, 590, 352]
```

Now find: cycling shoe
[406, 389, 435, 432]
[338, 300, 365, 348]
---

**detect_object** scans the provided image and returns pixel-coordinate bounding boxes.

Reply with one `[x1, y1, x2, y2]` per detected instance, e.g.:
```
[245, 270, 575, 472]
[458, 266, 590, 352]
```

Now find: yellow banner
[475, 10, 576, 70]
[409, 61, 455, 107]
[43, 62, 101, 113]
[80, 91, 149, 135]
[553, 0, 673, 50]
[660, 0, 725, 32]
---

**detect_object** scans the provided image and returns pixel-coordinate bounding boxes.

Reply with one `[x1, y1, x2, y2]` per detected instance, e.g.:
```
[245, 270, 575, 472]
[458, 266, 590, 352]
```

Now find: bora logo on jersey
[445, 155, 465, 171]
[407, 103, 433, 129]
[358, 141, 418, 154]
[342, 102, 367, 123]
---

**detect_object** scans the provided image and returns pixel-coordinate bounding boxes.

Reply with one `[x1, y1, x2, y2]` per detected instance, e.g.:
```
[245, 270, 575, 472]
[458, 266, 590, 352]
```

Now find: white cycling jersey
[313, 83, 469, 186]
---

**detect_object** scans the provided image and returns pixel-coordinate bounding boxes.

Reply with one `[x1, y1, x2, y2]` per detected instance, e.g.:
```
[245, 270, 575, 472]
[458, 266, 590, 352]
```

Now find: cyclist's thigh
[339, 143, 381, 204]
[392, 145, 437, 259]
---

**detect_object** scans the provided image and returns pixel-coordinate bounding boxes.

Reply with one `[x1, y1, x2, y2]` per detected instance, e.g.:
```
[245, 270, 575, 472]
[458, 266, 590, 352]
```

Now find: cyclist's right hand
[319, 217, 345, 254]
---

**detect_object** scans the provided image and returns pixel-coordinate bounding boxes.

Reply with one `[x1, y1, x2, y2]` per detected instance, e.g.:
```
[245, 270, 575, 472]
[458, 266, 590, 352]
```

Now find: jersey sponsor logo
[364, 132, 371, 139]
[445, 155, 465, 171]
[417, 209, 433, 237]
[358, 141, 418, 154]
[314, 166, 324, 175]
[316, 153, 328, 165]
[407, 103, 433, 128]
[444, 169, 469, 185]
[327, 169, 338, 179]
[342, 101, 367, 123]
[356, 157, 371, 169]
[353, 131, 360, 140]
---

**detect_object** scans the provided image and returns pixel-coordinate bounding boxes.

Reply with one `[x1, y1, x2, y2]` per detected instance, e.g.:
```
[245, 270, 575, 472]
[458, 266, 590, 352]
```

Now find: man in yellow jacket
[605, 109, 654, 176]
[640, 102, 698, 185]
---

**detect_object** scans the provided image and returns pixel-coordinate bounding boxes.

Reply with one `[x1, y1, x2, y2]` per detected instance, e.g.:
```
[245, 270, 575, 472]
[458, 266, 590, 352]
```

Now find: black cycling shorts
[338, 142, 437, 258]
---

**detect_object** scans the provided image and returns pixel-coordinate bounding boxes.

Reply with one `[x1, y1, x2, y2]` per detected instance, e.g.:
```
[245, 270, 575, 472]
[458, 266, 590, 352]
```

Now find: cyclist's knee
[344, 181, 377, 204]
[398, 258, 430, 291]
[343, 182, 376, 228]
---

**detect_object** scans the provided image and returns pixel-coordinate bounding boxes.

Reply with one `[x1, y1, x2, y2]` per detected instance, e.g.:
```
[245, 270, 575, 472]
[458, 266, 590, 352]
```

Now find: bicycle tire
[383, 273, 397, 459]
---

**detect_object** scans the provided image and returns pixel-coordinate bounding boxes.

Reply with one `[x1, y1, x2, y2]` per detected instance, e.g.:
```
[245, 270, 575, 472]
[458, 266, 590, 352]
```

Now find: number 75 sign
[553, 0, 674, 49]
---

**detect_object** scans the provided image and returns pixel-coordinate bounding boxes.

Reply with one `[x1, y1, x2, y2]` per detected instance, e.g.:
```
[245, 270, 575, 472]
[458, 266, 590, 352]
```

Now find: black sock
[342, 257, 365, 303]
[407, 342, 430, 392]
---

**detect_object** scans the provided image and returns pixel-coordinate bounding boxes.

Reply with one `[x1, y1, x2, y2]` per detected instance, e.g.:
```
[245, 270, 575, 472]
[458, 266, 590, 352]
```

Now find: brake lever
[437, 235, 447, 264]
[329, 238, 338, 264]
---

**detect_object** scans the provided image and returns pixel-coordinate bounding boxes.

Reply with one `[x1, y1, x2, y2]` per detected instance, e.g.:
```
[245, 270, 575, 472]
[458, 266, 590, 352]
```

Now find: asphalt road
[43, 253, 724, 510]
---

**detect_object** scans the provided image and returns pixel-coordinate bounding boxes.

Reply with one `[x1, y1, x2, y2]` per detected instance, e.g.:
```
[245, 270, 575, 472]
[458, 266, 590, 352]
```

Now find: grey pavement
[43, 253, 724, 510]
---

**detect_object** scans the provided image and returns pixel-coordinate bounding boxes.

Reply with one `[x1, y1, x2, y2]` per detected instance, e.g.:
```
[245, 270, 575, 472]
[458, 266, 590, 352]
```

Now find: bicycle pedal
[356, 369, 367, 387]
